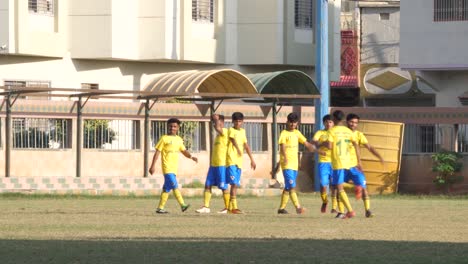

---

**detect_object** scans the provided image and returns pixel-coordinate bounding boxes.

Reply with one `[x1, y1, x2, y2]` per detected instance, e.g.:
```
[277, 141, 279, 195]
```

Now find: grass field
[1, 193, 468, 264]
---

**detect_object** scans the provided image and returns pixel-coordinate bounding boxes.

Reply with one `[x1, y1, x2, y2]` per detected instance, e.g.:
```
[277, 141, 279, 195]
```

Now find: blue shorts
[163, 173, 178, 192]
[227, 165, 241, 186]
[331, 169, 347, 185]
[283, 169, 298, 191]
[345, 167, 367, 187]
[205, 166, 228, 190]
[318, 162, 332, 188]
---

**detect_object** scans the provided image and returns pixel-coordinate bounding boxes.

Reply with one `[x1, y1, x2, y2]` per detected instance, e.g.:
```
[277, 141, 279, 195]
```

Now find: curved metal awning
[143, 69, 258, 96]
[247, 70, 319, 95]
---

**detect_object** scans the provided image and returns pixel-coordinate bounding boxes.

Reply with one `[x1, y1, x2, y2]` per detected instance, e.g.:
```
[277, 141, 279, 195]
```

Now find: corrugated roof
[330, 75, 358, 88]
[144, 69, 257, 95]
[246, 70, 319, 95]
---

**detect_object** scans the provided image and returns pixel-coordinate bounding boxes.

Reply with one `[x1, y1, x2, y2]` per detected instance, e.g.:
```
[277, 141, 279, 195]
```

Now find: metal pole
[314, 0, 329, 191]
[5, 94, 11, 178]
[143, 100, 150, 177]
[76, 97, 82, 178]
[271, 102, 278, 179]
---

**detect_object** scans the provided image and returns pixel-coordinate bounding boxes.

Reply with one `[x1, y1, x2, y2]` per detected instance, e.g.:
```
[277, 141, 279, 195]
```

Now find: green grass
[1, 194, 468, 263]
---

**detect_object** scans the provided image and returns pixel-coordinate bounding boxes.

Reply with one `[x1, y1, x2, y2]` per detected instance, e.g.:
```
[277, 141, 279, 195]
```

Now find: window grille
[13, 118, 71, 149]
[151, 121, 205, 152]
[28, 0, 54, 15]
[402, 124, 454, 153]
[192, 0, 214, 23]
[457, 124, 468, 152]
[84, 119, 140, 150]
[277, 123, 315, 152]
[295, 0, 314, 29]
[224, 122, 268, 152]
[434, 0, 468, 22]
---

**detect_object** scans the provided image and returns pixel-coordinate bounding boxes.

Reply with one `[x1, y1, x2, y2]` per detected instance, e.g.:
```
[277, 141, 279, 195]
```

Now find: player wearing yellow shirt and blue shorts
[327, 110, 360, 219]
[226, 112, 256, 214]
[346, 113, 384, 218]
[196, 114, 230, 214]
[149, 118, 198, 214]
[312, 114, 334, 213]
[277, 113, 317, 215]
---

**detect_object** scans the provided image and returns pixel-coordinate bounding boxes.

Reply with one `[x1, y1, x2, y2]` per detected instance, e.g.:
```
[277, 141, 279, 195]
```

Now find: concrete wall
[361, 6, 399, 64]
[0, 0, 9, 53]
[400, 0, 468, 69]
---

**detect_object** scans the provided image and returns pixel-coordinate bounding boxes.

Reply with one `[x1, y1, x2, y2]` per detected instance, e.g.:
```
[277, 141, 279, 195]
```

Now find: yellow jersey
[328, 125, 357, 170]
[211, 128, 229, 166]
[226, 127, 247, 168]
[278, 129, 307, 170]
[155, 135, 186, 174]
[349, 130, 368, 167]
[312, 130, 332, 163]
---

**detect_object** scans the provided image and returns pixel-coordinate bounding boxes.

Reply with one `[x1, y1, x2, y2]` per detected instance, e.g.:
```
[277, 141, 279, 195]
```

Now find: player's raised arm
[212, 114, 225, 136]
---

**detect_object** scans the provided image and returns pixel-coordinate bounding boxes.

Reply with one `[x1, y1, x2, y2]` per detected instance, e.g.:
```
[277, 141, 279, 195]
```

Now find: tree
[431, 150, 463, 193]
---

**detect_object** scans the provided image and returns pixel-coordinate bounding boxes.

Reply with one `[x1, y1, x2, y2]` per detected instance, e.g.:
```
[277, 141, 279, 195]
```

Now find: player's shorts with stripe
[227, 165, 242, 186]
[205, 166, 228, 190]
[345, 166, 367, 187]
[163, 173, 178, 192]
[282, 169, 298, 191]
[318, 162, 332, 188]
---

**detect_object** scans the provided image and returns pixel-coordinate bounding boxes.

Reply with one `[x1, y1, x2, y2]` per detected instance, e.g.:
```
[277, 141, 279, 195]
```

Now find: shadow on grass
[0, 238, 467, 264]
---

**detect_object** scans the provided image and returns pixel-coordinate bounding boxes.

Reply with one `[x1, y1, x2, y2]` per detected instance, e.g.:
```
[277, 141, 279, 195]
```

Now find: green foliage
[179, 121, 198, 151]
[83, 120, 117, 148]
[431, 150, 464, 189]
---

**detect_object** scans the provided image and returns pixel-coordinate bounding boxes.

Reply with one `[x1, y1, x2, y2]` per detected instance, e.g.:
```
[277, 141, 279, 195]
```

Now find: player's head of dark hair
[287, 112, 299, 123]
[332, 110, 345, 122]
[322, 114, 332, 123]
[346, 113, 360, 122]
[167, 118, 181, 125]
[232, 112, 244, 121]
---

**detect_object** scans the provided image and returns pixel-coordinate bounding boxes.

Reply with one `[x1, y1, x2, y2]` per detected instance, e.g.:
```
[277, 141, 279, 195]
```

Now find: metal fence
[12, 118, 71, 149]
[151, 121, 205, 152]
[83, 119, 139, 150]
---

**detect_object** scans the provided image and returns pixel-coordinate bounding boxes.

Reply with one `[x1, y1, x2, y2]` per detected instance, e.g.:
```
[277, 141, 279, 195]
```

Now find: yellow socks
[203, 190, 212, 208]
[364, 197, 371, 211]
[338, 190, 353, 212]
[173, 189, 185, 206]
[223, 192, 230, 209]
[289, 191, 300, 208]
[320, 191, 328, 204]
[279, 191, 290, 209]
[230, 196, 238, 210]
[158, 191, 170, 209]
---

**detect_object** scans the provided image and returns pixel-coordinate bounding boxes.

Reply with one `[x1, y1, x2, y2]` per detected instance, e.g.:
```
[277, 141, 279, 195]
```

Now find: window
[402, 124, 455, 153]
[295, 0, 314, 29]
[434, 0, 468, 22]
[4, 80, 51, 100]
[81, 83, 99, 99]
[28, 0, 54, 15]
[277, 123, 315, 152]
[13, 118, 71, 149]
[84, 119, 140, 150]
[457, 124, 468, 152]
[380, 13, 390, 20]
[192, 0, 214, 23]
[151, 121, 206, 152]
[224, 122, 268, 152]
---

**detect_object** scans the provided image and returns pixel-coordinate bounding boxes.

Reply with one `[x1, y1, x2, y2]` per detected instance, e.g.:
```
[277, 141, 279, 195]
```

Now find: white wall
[0, 0, 9, 53]
[400, 0, 468, 69]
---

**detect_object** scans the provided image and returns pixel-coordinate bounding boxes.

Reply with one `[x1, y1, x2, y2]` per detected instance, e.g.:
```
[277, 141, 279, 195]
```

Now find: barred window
[29, 0, 54, 15]
[434, 0, 468, 22]
[277, 123, 315, 152]
[295, 0, 314, 29]
[192, 0, 214, 23]
[224, 122, 268, 152]
[457, 124, 468, 152]
[13, 118, 71, 149]
[402, 124, 455, 153]
[84, 119, 140, 150]
[151, 121, 206, 152]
